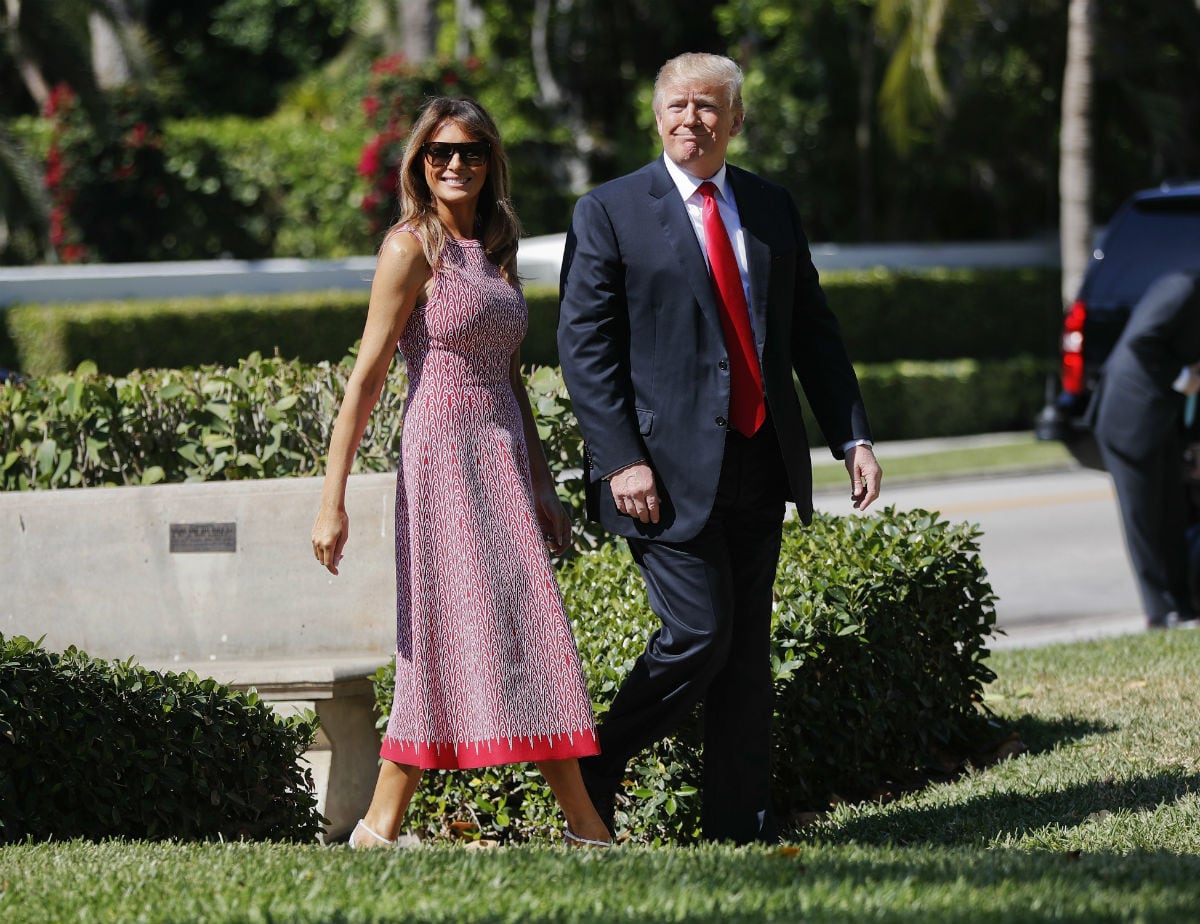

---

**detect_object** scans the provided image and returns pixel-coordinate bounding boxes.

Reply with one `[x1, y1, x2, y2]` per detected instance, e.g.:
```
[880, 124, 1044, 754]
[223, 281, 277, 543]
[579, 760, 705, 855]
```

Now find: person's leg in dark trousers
[699, 457, 785, 842]
[1100, 435, 1192, 623]
[580, 423, 787, 842]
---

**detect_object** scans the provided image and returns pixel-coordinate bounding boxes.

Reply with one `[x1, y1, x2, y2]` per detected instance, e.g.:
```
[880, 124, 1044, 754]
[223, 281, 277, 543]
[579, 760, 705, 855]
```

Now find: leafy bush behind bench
[0, 355, 1045, 513]
[2, 268, 1059, 378]
[369, 508, 998, 844]
[0, 634, 322, 844]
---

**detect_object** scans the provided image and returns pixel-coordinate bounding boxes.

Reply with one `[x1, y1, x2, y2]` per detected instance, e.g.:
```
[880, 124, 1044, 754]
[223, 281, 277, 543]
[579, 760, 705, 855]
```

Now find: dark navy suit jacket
[557, 158, 872, 542]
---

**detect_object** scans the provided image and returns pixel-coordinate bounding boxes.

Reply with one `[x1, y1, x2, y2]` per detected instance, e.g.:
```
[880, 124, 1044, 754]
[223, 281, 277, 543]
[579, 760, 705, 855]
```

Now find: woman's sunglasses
[421, 141, 491, 167]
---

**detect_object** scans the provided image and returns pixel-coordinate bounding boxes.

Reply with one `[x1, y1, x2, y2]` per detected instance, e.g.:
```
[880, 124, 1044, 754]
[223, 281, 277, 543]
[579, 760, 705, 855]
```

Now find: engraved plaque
[169, 522, 237, 553]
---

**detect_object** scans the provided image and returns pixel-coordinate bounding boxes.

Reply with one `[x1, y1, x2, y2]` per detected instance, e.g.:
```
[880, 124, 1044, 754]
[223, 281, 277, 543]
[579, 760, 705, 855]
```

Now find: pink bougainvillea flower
[358, 136, 383, 177]
[49, 209, 65, 246]
[126, 122, 150, 148]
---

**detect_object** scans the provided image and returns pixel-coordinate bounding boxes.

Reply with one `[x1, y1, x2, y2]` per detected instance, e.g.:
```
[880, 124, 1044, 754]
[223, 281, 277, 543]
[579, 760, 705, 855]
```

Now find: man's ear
[730, 112, 745, 136]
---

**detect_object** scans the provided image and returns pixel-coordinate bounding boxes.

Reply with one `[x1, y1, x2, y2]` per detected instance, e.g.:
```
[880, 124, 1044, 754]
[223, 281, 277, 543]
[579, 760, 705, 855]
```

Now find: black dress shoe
[1147, 611, 1200, 630]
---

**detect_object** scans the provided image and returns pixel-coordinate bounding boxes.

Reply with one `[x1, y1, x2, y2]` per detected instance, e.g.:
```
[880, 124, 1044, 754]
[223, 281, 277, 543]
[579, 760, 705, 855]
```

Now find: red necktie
[699, 181, 765, 437]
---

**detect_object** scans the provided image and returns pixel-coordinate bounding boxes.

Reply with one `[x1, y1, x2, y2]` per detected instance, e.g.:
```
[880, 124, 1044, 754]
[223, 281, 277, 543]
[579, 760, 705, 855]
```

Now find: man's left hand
[846, 444, 882, 511]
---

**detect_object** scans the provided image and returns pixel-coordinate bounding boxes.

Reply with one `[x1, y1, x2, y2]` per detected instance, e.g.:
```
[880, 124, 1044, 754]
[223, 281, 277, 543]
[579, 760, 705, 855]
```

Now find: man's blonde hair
[652, 53, 744, 116]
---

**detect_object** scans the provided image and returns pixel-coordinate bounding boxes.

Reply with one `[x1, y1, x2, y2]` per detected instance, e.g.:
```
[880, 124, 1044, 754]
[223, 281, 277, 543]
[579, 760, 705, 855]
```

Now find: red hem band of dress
[379, 727, 600, 770]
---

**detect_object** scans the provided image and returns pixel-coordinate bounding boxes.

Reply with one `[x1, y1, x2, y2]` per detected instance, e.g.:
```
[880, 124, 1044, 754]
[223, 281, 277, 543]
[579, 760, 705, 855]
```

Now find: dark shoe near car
[1146, 611, 1200, 630]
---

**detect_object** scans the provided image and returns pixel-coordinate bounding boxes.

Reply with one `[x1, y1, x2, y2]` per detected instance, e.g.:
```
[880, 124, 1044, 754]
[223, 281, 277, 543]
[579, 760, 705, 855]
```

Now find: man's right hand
[609, 463, 662, 524]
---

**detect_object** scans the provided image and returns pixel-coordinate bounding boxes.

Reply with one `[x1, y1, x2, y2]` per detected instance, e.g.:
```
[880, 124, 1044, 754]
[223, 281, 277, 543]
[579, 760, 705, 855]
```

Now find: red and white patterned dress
[380, 231, 599, 769]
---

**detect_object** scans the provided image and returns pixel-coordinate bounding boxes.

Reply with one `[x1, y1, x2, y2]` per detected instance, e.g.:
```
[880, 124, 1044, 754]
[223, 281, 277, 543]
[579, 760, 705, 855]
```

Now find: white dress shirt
[662, 155, 755, 321]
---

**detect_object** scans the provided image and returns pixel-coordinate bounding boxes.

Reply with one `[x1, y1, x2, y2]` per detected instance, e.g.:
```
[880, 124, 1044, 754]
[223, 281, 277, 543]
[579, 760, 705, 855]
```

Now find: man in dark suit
[557, 52, 881, 843]
[1089, 271, 1200, 629]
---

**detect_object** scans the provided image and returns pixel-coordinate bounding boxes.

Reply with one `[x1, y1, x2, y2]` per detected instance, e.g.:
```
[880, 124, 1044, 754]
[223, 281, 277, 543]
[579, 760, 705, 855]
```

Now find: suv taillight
[1061, 299, 1087, 394]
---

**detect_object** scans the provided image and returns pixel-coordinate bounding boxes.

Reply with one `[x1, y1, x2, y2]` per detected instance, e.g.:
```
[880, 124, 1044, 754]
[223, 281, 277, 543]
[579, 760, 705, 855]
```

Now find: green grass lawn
[811, 432, 1076, 490]
[4, 631, 1199, 923]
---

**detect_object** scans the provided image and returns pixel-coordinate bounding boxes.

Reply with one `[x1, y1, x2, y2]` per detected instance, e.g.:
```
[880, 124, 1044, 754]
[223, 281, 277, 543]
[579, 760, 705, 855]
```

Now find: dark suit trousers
[584, 420, 789, 843]
[1098, 434, 1194, 620]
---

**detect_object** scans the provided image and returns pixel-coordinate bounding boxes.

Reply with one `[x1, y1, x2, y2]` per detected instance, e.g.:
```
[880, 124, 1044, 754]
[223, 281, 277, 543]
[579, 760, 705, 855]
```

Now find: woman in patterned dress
[311, 97, 611, 849]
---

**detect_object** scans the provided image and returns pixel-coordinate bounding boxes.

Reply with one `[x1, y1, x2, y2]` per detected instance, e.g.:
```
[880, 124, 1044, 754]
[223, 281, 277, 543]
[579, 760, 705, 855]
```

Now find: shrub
[369, 507, 998, 844]
[0, 634, 322, 844]
[526, 269, 1060, 369]
[0, 354, 1043, 505]
[168, 115, 371, 259]
[42, 84, 272, 264]
[0, 353, 393, 490]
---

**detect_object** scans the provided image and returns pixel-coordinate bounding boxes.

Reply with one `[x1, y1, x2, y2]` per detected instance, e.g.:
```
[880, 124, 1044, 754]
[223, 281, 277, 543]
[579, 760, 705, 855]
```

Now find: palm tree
[873, 0, 954, 157]
[875, 0, 1097, 311]
[1058, 0, 1095, 308]
[2, 0, 142, 115]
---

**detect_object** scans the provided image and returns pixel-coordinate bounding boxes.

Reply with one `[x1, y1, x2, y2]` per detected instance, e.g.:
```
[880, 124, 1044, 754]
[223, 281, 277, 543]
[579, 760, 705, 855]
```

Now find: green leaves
[0, 351, 402, 491]
[0, 635, 322, 844]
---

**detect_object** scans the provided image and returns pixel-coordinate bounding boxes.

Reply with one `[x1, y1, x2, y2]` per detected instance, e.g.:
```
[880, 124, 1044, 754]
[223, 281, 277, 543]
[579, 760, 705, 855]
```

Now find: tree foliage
[141, 0, 365, 117]
[3, 0, 1200, 262]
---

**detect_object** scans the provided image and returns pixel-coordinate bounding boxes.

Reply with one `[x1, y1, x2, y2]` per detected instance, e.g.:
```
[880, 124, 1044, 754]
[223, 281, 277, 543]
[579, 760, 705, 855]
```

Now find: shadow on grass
[820, 768, 1200, 848]
[1004, 713, 1116, 752]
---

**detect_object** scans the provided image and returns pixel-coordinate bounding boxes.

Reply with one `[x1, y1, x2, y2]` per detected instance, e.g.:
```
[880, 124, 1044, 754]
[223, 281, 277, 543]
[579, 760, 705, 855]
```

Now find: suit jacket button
[715, 416, 727, 428]
[719, 359, 729, 370]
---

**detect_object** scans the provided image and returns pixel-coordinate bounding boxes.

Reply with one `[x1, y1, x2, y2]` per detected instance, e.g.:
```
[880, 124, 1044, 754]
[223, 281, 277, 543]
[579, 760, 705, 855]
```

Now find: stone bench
[1, 472, 400, 842]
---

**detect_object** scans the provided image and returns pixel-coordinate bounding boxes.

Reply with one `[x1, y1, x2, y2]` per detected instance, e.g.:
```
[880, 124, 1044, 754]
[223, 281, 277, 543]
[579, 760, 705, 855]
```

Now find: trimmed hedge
[823, 267, 1060, 363]
[2, 268, 1059, 378]
[0, 634, 322, 844]
[843, 355, 1051, 442]
[5, 290, 373, 378]
[369, 507, 999, 844]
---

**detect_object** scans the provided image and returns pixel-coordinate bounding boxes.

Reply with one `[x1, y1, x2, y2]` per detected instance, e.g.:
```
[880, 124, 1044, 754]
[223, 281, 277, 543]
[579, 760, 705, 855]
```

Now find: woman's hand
[535, 488, 572, 556]
[312, 507, 349, 575]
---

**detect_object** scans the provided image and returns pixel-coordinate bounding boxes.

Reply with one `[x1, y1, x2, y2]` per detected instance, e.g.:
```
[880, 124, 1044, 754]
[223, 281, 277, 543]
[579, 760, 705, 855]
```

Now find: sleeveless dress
[380, 231, 599, 770]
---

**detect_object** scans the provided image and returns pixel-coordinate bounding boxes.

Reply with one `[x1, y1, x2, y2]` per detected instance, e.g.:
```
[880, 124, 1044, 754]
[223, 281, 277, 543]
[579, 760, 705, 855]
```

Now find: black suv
[1036, 181, 1200, 466]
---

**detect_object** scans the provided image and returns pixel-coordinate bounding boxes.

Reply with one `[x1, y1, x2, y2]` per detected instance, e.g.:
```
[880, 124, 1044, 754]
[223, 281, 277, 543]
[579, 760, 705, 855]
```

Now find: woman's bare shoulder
[376, 227, 430, 281]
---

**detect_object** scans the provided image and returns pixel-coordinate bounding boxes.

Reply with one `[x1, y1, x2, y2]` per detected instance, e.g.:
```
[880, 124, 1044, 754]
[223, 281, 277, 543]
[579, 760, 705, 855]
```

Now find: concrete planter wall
[1, 472, 400, 841]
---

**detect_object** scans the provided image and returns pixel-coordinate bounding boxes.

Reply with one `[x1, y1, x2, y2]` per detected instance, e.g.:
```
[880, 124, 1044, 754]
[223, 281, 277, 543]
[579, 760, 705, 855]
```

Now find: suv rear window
[1085, 198, 1200, 306]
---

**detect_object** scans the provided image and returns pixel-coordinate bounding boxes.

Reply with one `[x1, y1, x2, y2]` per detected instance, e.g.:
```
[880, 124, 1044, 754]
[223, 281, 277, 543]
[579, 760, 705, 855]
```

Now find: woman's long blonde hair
[392, 97, 522, 284]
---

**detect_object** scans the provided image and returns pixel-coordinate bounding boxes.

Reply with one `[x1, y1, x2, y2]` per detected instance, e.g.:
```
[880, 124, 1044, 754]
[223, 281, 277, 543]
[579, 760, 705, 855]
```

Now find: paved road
[813, 466, 1146, 649]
